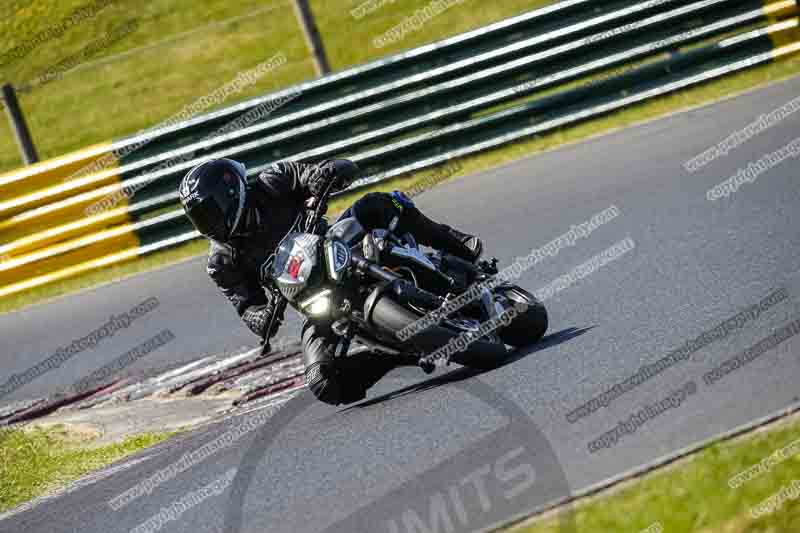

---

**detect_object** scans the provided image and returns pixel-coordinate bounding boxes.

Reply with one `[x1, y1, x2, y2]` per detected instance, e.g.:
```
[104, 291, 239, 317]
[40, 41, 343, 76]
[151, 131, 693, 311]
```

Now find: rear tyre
[496, 286, 548, 347]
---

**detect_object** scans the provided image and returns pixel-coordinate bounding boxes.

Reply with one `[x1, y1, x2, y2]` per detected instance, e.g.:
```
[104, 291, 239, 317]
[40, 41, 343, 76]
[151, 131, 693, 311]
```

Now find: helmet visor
[186, 196, 231, 241]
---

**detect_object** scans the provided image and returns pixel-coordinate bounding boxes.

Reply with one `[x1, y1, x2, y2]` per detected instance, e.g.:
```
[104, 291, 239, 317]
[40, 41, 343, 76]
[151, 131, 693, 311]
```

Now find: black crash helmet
[179, 158, 248, 242]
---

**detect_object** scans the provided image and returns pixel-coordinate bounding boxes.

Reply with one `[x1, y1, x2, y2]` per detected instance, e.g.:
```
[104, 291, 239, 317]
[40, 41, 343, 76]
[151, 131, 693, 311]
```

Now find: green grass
[0, 424, 171, 513]
[507, 412, 800, 533]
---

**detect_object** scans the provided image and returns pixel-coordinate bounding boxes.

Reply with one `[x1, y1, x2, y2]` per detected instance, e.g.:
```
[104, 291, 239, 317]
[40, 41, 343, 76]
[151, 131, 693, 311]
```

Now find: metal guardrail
[0, 0, 695, 215]
[0, 0, 604, 198]
[0, 0, 798, 298]
[0, 0, 779, 232]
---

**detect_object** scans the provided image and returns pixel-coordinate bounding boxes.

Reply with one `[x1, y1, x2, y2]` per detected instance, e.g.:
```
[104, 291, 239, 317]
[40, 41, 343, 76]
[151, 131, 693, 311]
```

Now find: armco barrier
[0, 0, 704, 220]
[0, 142, 119, 203]
[0, 0, 798, 299]
[0, 0, 604, 200]
[0, 0, 779, 237]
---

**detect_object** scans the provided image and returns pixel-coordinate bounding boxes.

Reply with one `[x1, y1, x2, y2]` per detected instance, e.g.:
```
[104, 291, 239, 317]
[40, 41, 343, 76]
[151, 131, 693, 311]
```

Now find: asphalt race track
[2, 75, 800, 533]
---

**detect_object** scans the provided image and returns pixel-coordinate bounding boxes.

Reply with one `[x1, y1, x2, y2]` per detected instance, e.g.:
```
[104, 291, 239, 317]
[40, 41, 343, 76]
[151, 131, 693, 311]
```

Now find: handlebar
[303, 180, 335, 235]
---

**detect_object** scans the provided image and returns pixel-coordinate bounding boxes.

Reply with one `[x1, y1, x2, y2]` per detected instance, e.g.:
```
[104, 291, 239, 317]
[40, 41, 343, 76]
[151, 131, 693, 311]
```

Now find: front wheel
[496, 286, 548, 347]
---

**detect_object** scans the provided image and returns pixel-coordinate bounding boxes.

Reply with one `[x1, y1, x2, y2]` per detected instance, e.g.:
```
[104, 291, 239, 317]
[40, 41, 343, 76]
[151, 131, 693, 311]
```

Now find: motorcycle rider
[178, 157, 482, 405]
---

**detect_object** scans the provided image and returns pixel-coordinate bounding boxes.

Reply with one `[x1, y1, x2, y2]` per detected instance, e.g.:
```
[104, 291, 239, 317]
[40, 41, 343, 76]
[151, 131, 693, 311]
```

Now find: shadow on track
[340, 325, 594, 412]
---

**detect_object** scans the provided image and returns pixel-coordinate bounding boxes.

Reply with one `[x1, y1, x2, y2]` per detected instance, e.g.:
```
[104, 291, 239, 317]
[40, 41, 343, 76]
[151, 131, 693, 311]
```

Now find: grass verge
[507, 410, 800, 533]
[0, 424, 171, 513]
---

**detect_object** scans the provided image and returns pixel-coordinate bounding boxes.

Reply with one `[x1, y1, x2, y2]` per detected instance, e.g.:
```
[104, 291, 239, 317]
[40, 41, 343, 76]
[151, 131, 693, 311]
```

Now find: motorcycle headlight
[301, 289, 333, 316]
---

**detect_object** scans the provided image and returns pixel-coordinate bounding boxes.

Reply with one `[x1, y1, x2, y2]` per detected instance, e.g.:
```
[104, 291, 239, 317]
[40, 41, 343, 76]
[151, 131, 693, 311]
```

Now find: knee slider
[305, 362, 344, 405]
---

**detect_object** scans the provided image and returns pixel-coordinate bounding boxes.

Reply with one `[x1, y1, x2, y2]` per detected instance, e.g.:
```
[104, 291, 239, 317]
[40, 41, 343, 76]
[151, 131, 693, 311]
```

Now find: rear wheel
[496, 285, 548, 347]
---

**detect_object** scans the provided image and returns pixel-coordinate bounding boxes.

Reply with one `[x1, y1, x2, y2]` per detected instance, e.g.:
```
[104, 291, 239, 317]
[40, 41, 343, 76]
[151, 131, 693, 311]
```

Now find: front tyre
[496, 286, 548, 347]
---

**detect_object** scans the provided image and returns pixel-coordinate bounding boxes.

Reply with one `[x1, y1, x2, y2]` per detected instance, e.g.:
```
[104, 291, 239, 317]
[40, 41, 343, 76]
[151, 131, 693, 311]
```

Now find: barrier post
[292, 0, 331, 76]
[1, 82, 39, 165]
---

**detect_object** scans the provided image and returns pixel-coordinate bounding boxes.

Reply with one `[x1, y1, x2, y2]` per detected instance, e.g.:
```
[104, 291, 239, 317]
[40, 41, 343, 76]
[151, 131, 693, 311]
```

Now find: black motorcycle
[263, 182, 548, 372]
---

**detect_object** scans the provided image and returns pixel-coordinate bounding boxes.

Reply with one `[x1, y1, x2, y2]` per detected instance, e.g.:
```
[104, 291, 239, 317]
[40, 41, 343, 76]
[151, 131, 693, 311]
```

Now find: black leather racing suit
[207, 159, 477, 405]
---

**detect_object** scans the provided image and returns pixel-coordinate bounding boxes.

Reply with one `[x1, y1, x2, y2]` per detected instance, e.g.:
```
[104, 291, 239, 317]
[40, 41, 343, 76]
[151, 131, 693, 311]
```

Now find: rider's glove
[242, 303, 283, 341]
[307, 160, 359, 197]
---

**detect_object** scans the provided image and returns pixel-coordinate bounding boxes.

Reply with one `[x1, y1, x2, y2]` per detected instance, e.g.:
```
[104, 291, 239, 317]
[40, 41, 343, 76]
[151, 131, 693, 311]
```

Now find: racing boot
[366, 191, 484, 264]
[442, 225, 483, 263]
[410, 210, 483, 263]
